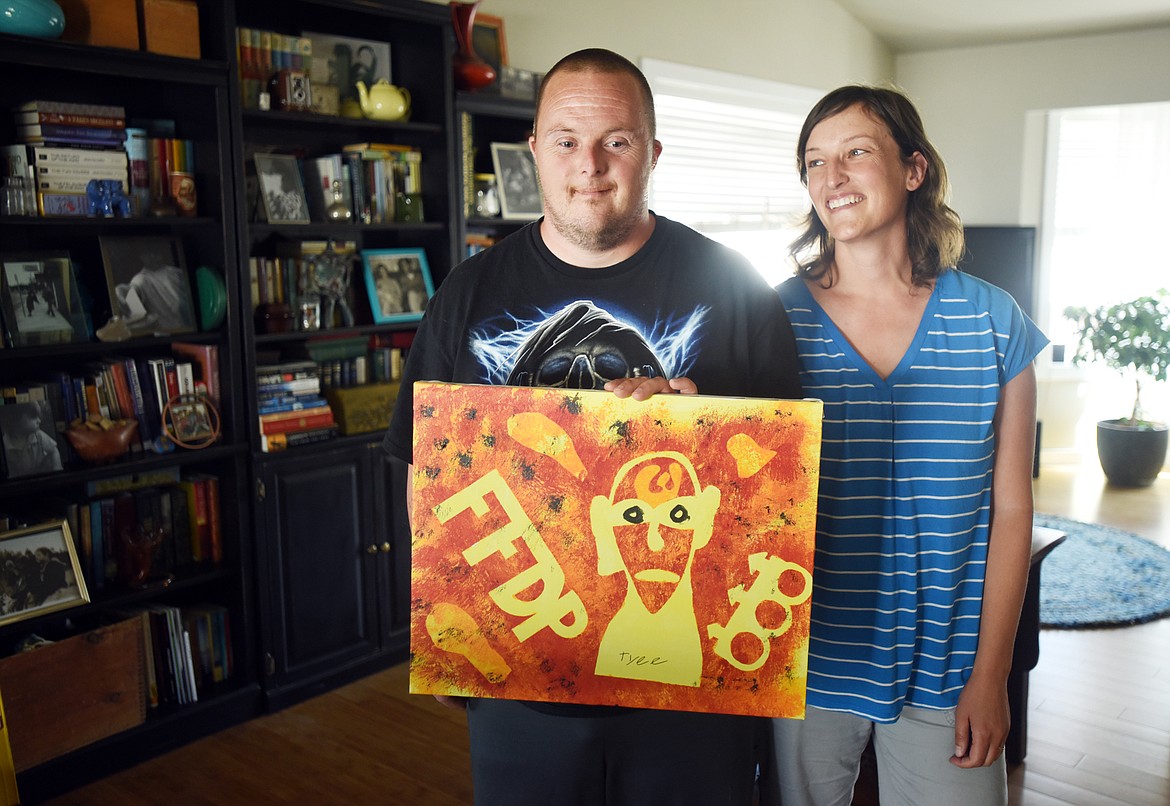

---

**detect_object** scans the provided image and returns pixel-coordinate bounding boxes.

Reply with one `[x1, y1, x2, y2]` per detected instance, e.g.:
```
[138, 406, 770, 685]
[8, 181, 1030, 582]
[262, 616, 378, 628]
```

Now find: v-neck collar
[791, 276, 942, 388]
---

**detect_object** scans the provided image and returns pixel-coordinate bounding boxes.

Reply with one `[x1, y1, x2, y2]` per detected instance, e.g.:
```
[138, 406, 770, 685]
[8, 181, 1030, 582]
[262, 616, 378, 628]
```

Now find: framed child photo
[0, 253, 88, 348]
[254, 153, 311, 224]
[361, 248, 434, 324]
[0, 520, 89, 627]
[100, 235, 198, 337]
[490, 142, 542, 220]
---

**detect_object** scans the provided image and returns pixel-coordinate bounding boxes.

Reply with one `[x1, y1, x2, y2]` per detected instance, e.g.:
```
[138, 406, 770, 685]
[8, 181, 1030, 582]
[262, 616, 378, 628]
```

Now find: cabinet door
[258, 445, 380, 693]
[374, 449, 412, 650]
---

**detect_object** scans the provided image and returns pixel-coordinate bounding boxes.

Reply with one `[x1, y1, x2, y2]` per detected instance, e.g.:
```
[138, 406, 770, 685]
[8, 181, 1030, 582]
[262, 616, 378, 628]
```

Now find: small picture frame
[100, 235, 198, 337]
[0, 520, 89, 627]
[164, 395, 220, 449]
[473, 13, 508, 86]
[361, 248, 435, 325]
[0, 397, 63, 479]
[491, 143, 542, 220]
[254, 153, 311, 224]
[0, 253, 89, 348]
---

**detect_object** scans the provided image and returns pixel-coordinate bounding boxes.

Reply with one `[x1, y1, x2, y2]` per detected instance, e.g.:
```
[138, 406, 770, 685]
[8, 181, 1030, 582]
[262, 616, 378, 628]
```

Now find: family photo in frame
[0, 520, 89, 627]
[361, 248, 435, 324]
[100, 235, 199, 337]
[490, 142, 542, 220]
[0, 253, 88, 348]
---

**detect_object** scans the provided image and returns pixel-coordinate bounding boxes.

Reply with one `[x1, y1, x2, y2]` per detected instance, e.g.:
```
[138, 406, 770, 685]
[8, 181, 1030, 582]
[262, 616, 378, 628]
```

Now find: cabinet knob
[366, 545, 379, 555]
[380, 542, 391, 553]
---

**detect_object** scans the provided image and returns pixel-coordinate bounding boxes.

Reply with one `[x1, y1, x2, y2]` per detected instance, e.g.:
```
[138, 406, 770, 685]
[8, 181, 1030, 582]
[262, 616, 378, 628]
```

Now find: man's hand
[604, 376, 697, 400]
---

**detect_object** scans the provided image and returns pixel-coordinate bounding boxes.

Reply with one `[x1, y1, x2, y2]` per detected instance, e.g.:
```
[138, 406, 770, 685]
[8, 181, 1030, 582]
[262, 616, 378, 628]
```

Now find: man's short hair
[533, 48, 656, 139]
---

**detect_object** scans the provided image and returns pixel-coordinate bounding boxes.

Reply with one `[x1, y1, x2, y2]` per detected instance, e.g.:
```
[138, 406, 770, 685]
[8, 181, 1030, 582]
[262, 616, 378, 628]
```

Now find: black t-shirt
[384, 214, 802, 463]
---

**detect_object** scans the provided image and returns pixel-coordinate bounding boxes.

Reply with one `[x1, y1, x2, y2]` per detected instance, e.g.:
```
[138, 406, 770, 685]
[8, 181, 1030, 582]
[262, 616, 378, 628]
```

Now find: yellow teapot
[354, 79, 411, 121]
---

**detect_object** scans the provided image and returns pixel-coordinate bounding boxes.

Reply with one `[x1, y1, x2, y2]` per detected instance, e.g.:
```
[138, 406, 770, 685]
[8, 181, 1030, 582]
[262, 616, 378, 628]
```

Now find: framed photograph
[0, 520, 89, 627]
[491, 142, 542, 220]
[302, 31, 391, 105]
[254, 153, 311, 224]
[0, 397, 63, 479]
[0, 253, 88, 348]
[473, 13, 508, 83]
[99, 235, 198, 337]
[165, 396, 220, 449]
[361, 248, 435, 325]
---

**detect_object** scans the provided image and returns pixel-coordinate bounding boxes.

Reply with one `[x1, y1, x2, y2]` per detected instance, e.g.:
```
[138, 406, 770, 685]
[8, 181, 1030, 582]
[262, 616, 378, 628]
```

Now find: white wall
[427, 0, 893, 91]
[895, 27, 1170, 225]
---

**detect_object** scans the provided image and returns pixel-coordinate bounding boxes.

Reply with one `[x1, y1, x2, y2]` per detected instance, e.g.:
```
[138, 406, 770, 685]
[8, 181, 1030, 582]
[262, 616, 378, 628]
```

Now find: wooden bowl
[65, 420, 139, 464]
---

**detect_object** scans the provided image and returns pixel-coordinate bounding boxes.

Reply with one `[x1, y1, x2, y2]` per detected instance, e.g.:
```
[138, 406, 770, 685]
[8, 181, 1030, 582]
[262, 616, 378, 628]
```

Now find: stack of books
[256, 360, 338, 451]
[10, 99, 130, 217]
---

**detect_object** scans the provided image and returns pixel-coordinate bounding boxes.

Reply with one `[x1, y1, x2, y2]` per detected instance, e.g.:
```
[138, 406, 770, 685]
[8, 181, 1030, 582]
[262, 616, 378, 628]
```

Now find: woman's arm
[951, 364, 1038, 768]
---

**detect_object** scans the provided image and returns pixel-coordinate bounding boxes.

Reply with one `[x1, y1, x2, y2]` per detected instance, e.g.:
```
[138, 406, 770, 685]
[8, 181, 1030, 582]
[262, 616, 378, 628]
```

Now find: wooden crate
[0, 618, 146, 772]
[138, 0, 201, 59]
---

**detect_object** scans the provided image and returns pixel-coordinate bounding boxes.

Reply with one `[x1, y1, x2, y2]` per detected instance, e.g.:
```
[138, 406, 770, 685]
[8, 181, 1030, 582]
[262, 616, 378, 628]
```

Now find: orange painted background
[409, 382, 822, 717]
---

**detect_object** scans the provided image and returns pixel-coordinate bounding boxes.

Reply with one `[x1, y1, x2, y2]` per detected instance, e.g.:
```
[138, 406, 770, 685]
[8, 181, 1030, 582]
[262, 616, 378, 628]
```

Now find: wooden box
[0, 619, 146, 771]
[138, 0, 201, 59]
[58, 0, 140, 50]
[323, 382, 400, 436]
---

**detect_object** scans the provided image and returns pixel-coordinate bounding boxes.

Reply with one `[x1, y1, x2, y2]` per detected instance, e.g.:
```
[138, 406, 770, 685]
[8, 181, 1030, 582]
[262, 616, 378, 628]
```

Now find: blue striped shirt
[777, 269, 1047, 722]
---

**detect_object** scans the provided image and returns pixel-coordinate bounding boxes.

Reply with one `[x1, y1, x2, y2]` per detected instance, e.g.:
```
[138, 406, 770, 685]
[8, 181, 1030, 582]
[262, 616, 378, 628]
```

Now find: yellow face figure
[592, 452, 720, 614]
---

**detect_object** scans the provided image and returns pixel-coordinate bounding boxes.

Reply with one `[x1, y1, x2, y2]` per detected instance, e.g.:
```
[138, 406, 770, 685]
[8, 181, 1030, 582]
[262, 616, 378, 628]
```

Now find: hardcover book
[408, 383, 823, 718]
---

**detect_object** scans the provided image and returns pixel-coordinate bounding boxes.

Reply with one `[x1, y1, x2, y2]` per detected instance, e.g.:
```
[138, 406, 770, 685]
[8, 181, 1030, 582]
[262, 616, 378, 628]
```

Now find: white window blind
[642, 58, 823, 284]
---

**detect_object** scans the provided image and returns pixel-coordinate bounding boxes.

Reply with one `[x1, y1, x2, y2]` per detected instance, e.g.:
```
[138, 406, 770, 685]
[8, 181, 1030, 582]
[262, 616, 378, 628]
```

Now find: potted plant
[1064, 289, 1169, 487]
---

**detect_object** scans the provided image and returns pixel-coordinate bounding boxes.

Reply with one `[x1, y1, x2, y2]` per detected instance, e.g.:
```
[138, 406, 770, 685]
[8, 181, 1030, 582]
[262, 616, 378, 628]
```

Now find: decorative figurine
[325, 178, 353, 222]
[86, 178, 132, 217]
[306, 239, 356, 328]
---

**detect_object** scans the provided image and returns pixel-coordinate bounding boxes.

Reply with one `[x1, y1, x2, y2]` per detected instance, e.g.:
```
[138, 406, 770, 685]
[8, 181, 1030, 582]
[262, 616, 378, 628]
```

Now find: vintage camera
[269, 69, 312, 112]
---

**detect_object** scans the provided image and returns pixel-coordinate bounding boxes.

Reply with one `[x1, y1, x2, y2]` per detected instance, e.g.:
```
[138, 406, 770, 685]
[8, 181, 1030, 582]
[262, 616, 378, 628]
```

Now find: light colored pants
[762, 705, 1007, 806]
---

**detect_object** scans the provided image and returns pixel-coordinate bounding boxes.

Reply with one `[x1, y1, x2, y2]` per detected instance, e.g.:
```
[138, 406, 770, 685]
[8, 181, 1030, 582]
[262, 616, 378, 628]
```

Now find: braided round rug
[1035, 513, 1170, 629]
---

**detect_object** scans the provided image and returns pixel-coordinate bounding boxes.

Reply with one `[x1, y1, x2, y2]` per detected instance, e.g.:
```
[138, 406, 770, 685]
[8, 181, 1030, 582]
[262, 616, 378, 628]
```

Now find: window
[1039, 101, 1170, 433]
[1040, 102, 1170, 352]
[642, 59, 824, 285]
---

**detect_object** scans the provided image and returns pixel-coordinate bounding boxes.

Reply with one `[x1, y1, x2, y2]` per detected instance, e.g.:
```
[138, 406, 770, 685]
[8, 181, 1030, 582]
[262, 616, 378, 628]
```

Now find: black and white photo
[361, 248, 434, 324]
[101, 236, 198, 336]
[491, 142, 542, 220]
[0, 399, 62, 480]
[0, 520, 88, 626]
[254, 153, 311, 224]
[0, 254, 86, 347]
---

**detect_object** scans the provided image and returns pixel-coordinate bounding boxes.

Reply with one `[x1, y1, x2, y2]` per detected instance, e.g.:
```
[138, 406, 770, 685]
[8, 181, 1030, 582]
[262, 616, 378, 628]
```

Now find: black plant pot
[1096, 419, 1169, 487]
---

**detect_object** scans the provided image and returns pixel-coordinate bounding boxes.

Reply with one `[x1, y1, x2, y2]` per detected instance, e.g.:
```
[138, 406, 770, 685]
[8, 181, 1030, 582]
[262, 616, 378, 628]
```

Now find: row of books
[70, 471, 224, 594]
[3, 100, 196, 217]
[255, 144, 422, 226]
[0, 344, 220, 479]
[256, 360, 338, 452]
[117, 603, 234, 708]
[318, 347, 403, 389]
[234, 26, 313, 111]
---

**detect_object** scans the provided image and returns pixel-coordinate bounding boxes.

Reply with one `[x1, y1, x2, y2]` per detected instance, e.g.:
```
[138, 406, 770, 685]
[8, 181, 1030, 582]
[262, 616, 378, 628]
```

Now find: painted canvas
[409, 382, 823, 718]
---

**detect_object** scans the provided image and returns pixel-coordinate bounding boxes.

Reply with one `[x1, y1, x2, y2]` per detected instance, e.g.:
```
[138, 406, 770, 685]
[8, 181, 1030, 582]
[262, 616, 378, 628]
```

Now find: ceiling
[836, 0, 1170, 53]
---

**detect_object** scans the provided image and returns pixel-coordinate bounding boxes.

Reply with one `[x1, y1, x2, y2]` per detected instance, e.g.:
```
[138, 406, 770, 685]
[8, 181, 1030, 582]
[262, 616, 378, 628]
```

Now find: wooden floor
[44, 458, 1170, 805]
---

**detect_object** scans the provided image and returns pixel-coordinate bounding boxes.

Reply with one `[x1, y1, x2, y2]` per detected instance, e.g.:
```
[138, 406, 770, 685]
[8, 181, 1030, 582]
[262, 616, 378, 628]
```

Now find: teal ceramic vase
[0, 0, 66, 38]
